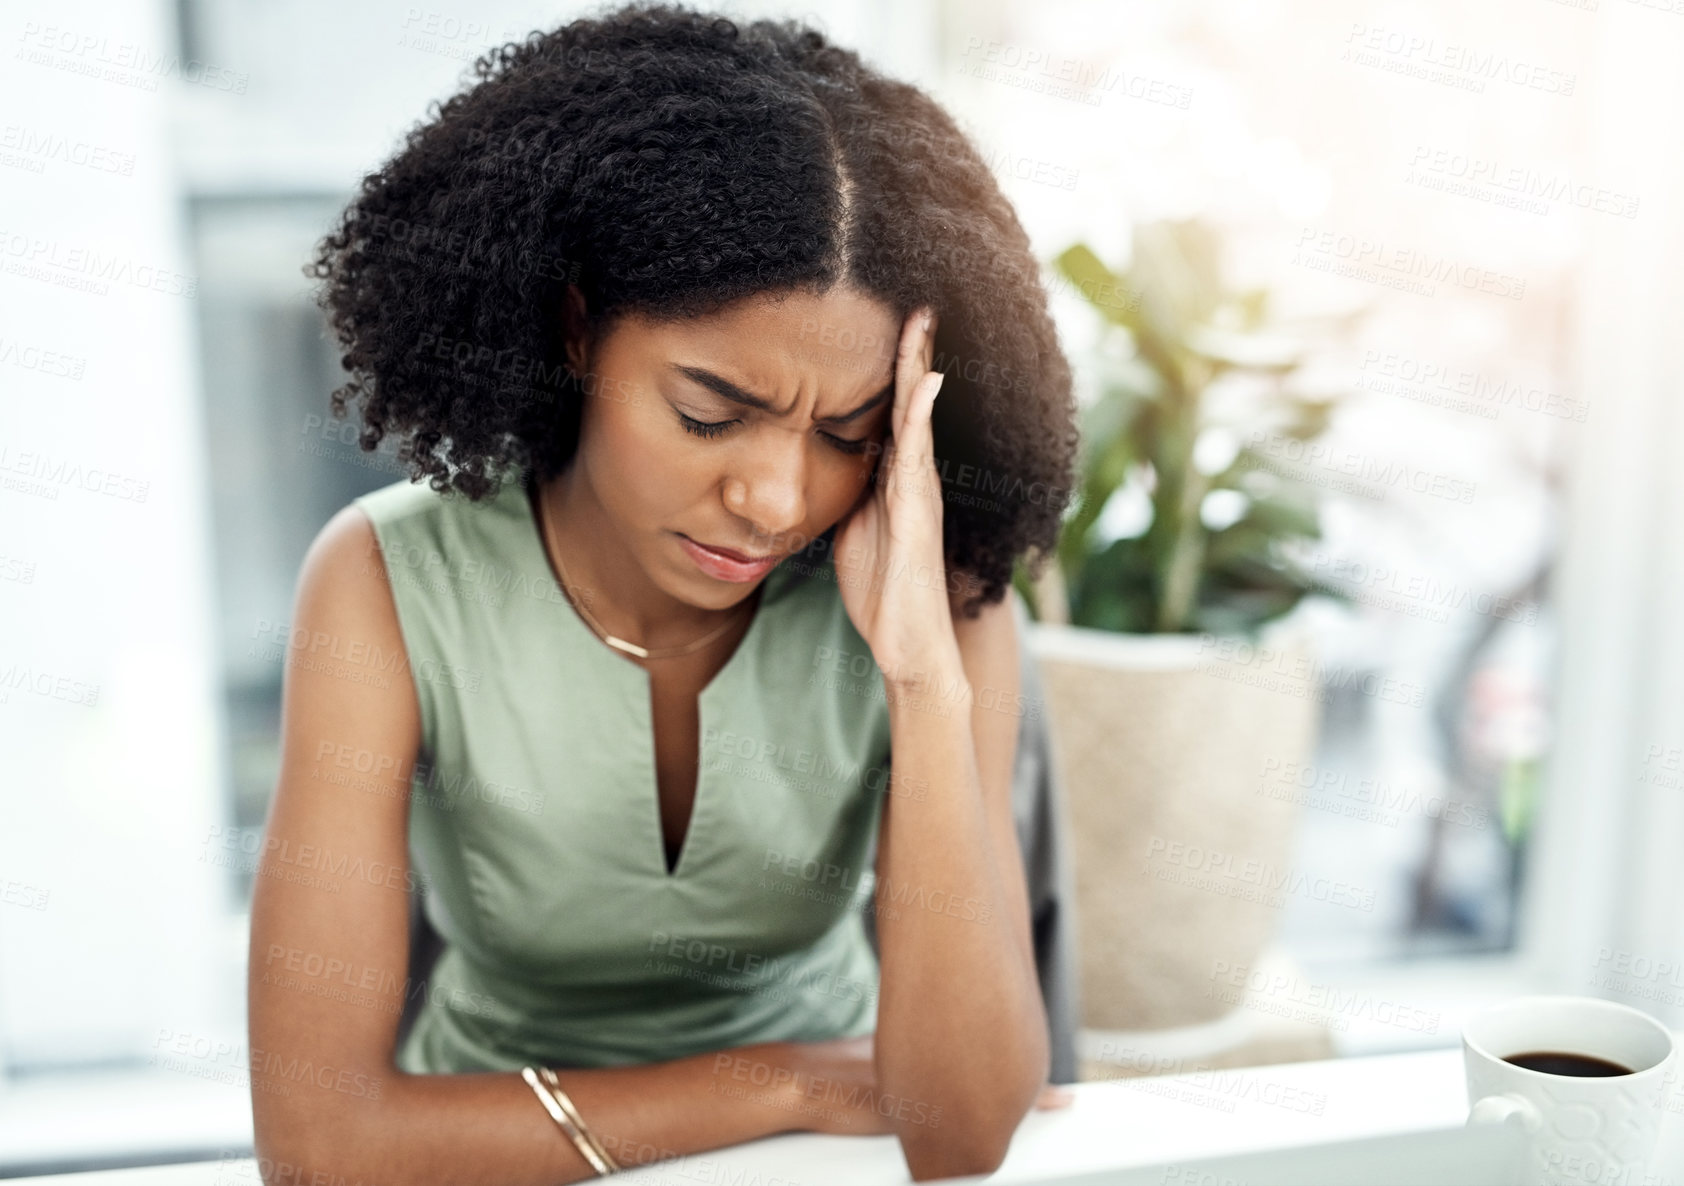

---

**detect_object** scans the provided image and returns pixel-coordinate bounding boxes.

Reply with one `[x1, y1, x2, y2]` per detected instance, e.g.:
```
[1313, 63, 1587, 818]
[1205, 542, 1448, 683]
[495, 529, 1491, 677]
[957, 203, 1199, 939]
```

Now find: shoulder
[352, 476, 449, 527]
[280, 500, 421, 741]
[351, 476, 473, 543]
[297, 499, 400, 640]
[351, 473, 530, 574]
[953, 588, 1020, 657]
[350, 479, 450, 585]
[952, 587, 1024, 732]
[295, 484, 446, 675]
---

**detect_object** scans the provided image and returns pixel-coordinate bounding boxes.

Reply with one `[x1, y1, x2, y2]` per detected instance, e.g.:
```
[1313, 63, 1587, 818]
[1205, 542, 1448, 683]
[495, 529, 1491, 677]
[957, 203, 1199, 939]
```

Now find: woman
[248, 4, 1081, 1181]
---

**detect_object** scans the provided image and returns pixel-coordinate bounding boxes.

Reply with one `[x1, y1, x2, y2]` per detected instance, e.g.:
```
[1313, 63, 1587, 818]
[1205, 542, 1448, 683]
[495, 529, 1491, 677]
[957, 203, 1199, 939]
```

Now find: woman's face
[562, 284, 902, 610]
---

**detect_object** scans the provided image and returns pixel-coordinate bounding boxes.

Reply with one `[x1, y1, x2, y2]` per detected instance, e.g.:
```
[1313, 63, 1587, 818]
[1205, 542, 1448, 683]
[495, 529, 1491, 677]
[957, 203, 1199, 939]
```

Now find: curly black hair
[309, 1, 1079, 620]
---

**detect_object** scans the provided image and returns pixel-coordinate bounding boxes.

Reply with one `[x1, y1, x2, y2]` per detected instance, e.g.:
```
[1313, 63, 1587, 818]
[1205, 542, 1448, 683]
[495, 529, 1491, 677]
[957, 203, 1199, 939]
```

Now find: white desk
[14, 1045, 1684, 1184]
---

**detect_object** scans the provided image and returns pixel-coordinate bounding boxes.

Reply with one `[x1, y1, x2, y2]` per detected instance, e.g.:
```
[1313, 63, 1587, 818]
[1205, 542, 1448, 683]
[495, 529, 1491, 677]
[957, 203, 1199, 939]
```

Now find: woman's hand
[779, 1035, 1074, 1137]
[834, 306, 962, 688]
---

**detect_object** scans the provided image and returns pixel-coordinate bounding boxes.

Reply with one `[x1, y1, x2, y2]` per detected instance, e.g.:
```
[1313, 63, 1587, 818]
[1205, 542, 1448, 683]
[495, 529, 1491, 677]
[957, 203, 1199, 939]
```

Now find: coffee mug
[1463, 994, 1677, 1186]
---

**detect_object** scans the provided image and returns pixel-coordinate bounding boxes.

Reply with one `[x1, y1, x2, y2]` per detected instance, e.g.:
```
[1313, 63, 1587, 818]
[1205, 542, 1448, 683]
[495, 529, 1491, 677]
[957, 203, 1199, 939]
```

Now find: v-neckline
[518, 473, 779, 880]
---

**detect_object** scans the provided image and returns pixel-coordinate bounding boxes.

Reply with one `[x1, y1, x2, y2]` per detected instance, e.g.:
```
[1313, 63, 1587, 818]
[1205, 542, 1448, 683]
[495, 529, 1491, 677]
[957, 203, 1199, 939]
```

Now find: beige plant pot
[1027, 613, 1321, 1033]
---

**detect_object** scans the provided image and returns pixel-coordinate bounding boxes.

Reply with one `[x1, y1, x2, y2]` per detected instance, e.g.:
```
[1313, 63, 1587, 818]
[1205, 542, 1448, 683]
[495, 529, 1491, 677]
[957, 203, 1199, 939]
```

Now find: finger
[890, 371, 943, 508]
[910, 311, 941, 479]
[1035, 1083, 1075, 1109]
[876, 436, 897, 494]
[892, 306, 934, 443]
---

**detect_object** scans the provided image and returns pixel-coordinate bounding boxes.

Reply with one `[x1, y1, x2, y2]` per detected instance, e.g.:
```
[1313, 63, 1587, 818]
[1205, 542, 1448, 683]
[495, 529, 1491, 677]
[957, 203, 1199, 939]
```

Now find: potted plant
[1014, 220, 1351, 1073]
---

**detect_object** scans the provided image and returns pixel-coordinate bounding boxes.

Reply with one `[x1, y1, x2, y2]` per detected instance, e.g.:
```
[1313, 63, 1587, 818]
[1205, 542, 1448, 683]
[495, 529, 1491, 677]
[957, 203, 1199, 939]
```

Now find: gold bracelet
[520, 1066, 618, 1175]
[539, 1067, 620, 1172]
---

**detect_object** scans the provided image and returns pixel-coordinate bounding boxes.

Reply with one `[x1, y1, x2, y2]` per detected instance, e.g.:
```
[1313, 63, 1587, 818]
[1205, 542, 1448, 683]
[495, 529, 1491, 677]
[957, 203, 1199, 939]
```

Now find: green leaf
[1053, 244, 1139, 331]
[1053, 222, 1354, 636]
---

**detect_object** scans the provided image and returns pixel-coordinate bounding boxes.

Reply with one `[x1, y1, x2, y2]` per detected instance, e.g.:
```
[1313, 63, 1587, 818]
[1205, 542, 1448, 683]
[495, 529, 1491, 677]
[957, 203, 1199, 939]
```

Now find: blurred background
[2, 0, 1682, 1174]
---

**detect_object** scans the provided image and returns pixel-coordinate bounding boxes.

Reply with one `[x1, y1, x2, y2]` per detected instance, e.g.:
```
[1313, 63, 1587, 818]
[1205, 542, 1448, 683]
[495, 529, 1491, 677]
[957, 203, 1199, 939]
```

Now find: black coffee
[1502, 1050, 1634, 1077]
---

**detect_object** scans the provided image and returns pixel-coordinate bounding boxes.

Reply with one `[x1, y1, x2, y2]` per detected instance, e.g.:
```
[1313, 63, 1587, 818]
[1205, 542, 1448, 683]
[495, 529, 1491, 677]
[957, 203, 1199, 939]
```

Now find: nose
[722, 429, 808, 547]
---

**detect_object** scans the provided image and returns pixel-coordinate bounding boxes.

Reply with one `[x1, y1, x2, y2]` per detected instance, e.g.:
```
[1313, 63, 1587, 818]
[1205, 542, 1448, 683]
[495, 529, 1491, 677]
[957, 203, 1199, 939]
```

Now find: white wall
[0, 0, 226, 1068]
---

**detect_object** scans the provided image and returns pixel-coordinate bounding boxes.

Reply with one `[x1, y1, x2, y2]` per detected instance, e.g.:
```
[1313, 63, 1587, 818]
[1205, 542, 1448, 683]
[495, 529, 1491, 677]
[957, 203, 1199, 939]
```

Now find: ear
[560, 283, 591, 375]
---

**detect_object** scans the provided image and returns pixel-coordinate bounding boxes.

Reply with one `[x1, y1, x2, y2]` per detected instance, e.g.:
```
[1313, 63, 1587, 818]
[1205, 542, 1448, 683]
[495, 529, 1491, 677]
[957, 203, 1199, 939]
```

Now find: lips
[688, 539, 773, 563]
[676, 533, 781, 583]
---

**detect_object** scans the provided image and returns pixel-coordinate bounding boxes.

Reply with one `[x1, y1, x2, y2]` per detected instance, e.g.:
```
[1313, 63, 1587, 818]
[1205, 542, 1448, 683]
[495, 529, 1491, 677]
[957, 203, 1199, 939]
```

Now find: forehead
[613, 287, 901, 411]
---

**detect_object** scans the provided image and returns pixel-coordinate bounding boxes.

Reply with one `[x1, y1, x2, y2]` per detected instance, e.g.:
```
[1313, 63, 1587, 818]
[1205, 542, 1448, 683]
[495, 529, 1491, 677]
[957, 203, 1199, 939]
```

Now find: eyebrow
[672, 365, 893, 425]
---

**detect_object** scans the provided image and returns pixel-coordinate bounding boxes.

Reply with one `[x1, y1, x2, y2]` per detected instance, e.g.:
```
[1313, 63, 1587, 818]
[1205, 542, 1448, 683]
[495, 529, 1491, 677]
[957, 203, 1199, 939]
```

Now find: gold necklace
[537, 483, 758, 661]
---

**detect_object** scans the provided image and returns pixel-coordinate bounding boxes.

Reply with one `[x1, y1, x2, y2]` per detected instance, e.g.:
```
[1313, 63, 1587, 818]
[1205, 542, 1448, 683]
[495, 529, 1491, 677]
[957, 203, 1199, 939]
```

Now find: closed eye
[822, 432, 872, 455]
[677, 412, 736, 439]
[677, 412, 871, 454]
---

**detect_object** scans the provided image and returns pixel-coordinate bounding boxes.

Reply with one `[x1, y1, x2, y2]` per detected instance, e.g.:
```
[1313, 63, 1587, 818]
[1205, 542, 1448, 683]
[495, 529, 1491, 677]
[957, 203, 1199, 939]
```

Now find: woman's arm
[869, 596, 1050, 1182]
[832, 303, 1052, 1180]
[248, 506, 877, 1184]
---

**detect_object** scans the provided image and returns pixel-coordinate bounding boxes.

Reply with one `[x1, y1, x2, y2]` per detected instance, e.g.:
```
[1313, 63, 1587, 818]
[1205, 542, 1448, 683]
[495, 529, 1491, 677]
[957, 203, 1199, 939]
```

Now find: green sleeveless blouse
[351, 474, 894, 1073]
